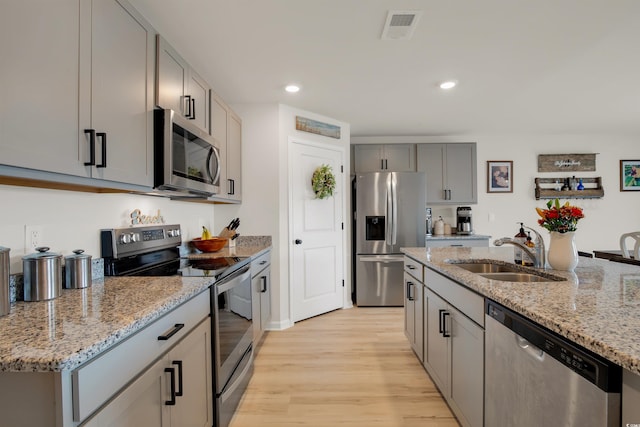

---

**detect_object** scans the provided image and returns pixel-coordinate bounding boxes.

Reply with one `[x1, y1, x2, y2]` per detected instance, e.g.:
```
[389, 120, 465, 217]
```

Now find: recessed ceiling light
[439, 81, 457, 90]
[285, 84, 301, 93]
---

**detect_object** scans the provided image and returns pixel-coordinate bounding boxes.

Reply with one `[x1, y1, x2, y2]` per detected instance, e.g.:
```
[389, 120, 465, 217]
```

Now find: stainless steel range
[101, 224, 253, 427]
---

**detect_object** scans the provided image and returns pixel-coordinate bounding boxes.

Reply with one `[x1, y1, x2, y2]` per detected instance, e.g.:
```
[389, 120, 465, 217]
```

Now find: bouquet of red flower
[536, 198, 584, 233]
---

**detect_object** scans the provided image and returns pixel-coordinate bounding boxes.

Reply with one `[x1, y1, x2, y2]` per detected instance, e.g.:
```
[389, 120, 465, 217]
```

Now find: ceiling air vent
[381, 10, 423, 40]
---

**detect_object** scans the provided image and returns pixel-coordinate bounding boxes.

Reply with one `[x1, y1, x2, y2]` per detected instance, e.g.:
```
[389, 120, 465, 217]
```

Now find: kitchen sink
[449, 261, 566, 282]
[478, 272, 564, 282]
[453, 262, 520, 273]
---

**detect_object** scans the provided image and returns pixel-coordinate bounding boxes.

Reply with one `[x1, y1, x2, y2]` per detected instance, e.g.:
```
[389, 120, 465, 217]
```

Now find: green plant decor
[311, 164, 336, 199]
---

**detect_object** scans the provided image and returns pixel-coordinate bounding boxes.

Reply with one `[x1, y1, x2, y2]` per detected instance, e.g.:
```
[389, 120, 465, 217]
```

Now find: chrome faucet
[494, 225, 546, 269]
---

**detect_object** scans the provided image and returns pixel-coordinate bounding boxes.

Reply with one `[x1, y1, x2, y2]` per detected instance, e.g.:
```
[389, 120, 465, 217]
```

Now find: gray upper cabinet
[210, 91, 242, 202]
[0, 0, 155, 187]
[83, 0, 155, 186]
[354, 144, 416, 172]
[157, 36, 211, 134]
[417, 143, 477, 205]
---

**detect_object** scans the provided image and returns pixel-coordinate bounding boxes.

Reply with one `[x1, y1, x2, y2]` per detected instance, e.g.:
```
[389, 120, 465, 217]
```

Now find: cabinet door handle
[184, 95, 192, 118]
[164, 367, 176, 405]
[260, 276, 267, 293]
[172, 360, 183, 397]
[442, 311, 451, 337]
[228, 178, 235, 195]
[96, 132, 107, 168]
[381, 159, 384, 170]
[84, 129, 96, 166]
[438, 309, 445, 334]
[406, 281, 414, 301]
[190, 98, 196, 120]
[385, 159, 388, 170]
[157, 323, 185, 340]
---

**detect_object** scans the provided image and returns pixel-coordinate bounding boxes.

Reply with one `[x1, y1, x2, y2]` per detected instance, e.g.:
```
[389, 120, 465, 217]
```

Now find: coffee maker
[456, 207, 473, 235]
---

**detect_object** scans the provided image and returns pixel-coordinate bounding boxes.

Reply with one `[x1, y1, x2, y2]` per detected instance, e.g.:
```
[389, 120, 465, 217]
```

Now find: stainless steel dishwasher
[485, 300, 621, 426]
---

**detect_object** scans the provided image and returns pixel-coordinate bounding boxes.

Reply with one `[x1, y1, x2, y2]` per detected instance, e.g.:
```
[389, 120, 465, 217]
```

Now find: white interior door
[290, 140, 345, 322]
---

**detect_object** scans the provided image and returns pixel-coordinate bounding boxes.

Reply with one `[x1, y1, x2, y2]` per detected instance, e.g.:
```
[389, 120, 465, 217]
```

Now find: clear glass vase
[547, 231, 578, 271]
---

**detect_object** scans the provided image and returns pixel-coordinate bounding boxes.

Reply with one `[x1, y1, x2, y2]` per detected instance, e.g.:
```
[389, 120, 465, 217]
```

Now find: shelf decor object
[534, 177, 604, 200]
[538, 153, 596, 172]
[620, 160, 640, 191]
[487, 160, 513, 193]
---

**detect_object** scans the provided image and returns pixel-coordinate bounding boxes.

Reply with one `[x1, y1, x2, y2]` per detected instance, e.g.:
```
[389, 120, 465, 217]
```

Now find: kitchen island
[403, 246, 640, 373]
[403, 246, 640, 426]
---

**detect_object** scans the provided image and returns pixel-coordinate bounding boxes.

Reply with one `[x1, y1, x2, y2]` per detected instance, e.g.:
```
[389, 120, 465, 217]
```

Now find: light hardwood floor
[230, 307, 459, 427]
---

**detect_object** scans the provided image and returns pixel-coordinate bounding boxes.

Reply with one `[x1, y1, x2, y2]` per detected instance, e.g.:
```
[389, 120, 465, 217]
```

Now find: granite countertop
[0, 237, 272, 373]
[426, 234, 491, 240]
[402, 246, 640, 374]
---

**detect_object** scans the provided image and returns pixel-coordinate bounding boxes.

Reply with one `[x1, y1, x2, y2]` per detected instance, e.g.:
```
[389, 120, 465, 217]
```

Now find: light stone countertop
[402, 246, 640, 374]
[0, 237, 272, 373]
[426, 234, 491, 240]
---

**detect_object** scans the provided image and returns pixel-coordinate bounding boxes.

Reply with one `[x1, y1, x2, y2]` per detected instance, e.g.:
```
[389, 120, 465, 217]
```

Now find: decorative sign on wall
[295, 116, 341, 139]
[538, 153, 596, 172]
[130, 209, 165, 225]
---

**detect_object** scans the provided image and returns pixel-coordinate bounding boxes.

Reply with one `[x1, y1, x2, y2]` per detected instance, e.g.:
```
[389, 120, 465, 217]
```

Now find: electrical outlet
[25, 225, 44, 251]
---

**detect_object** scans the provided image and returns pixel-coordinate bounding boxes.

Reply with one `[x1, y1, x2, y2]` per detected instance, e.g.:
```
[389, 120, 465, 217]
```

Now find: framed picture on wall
[620, 160, 640, 191]
[487, 161, 513, 193]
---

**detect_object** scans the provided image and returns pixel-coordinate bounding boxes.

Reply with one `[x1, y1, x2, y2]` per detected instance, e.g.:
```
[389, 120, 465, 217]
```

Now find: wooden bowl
[191, 237, 227, 253]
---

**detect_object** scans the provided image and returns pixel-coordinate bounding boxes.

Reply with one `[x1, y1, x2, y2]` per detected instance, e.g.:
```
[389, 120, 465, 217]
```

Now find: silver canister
[0, 246, 9, 316]
[23, 247, 62, 301]
[64, 249, 92, 289]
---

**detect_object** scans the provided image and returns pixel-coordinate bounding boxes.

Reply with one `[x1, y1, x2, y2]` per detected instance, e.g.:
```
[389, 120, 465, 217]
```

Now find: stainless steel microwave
[154, 109, 221, 197]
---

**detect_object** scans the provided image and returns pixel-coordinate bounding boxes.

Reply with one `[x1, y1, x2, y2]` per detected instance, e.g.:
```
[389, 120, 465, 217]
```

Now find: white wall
[0, 185, 215, 273]
[219, 103, 351, 330]
[352, 133, 640, 252]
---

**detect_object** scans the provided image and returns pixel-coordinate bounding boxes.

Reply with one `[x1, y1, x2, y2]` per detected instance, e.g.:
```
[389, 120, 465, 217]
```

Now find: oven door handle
[216, 266, 251, 293]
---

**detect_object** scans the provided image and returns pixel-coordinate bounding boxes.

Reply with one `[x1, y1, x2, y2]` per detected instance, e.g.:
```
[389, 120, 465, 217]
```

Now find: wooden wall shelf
[534, 177, 604, 200]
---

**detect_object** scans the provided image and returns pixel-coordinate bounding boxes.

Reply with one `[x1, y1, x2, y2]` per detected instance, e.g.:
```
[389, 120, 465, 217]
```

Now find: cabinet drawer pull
[164, 367, 176, 405]
[260, 276, 268, 293]
[96, 132, 107, 168]
[407, 264, 416, 270]
[259, 260, 267, 265]
[84, 129, 95, 166]
[157, 323, 184, 341]
[172, 360, 183, 397]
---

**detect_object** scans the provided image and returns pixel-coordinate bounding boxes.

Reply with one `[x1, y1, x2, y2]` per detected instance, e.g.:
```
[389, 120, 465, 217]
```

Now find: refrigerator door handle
[385, 174, 393, 246]
[391, 173, 398, 245]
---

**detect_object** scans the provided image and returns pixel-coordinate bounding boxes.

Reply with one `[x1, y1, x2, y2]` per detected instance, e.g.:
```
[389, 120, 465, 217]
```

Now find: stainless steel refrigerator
[355, 172, 426, 306]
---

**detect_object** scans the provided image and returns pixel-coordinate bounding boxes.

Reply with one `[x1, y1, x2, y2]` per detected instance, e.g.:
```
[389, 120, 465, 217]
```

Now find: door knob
[295, 239, 303, 245]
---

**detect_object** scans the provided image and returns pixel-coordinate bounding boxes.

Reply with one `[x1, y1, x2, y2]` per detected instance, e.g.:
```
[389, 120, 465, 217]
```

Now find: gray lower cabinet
[417, 143, 477, 205]
[404, 257, 424, 362]
[404, 259, 484, 427]
[84, 318, 213, 427]
[0, 290, 211, 427]
[1, 0, 155, 188]
[251, 250, 272, 345]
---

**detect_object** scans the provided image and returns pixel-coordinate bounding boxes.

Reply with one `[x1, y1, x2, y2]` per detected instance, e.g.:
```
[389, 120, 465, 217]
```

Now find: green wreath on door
[311, 164, 336, 199]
